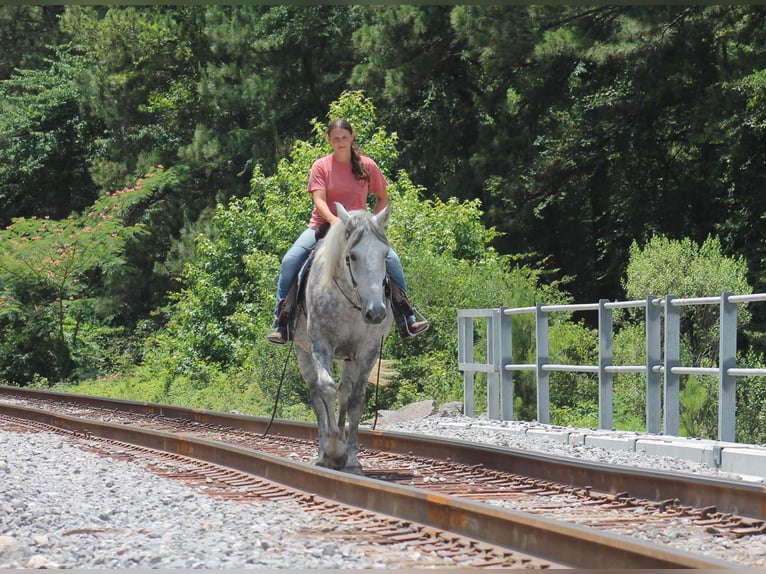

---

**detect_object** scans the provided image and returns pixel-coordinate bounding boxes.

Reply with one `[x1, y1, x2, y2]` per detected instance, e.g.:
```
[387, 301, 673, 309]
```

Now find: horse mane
[316, 210, 389, 289]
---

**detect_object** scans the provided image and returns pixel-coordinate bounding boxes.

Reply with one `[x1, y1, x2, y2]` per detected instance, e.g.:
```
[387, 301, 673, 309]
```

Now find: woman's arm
[311, 188, 339, 225]
[370, 188, 389, 215]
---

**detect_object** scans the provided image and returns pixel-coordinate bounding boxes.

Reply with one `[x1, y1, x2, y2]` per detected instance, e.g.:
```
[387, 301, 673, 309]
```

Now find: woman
[267, 119, 429, 344]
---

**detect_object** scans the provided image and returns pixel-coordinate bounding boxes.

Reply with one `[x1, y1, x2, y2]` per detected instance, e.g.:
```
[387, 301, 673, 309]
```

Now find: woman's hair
[327, 119, 369, 181]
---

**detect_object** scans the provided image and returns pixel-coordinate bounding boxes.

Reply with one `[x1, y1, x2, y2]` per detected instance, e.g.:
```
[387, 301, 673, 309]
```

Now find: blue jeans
[273, 226, 408, 321]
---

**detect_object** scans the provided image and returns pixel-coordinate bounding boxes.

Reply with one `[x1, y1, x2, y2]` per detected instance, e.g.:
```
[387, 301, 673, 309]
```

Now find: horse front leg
[336, 360, 350, 440]
[337, 355, 376, 475]
[296, 350, 330, 465]
[309, 345, 346, 469]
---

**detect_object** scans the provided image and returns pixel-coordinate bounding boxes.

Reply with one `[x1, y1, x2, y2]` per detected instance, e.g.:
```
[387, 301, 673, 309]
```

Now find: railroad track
[2, 413, 551, 569]
[1, 385, 759, 568]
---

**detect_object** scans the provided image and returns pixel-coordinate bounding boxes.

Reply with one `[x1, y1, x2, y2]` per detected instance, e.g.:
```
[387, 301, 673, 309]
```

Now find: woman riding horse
[267, 118, 429, 344]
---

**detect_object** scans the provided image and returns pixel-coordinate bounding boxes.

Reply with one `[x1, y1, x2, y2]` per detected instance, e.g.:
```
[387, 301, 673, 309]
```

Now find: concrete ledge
[469, 423, 529, 437]
[636, 437, 717, 467]
[567, 432, 588, 445]
[583, 434, 637, 451]
[719, 446, 766, 480]
[427, 414, 766, 481]
[525, 428, 570, 443]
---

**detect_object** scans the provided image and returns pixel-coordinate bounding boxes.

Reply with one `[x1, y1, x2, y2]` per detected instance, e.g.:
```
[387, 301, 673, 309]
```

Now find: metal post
[487, 310, 500, 421]
[535, 304, 550, 424]
[645, 296, 662, 434]
[664, 296, 680, 436]
[598, 299, 614, 430]
[498, 307, 514, 421]
[719, 292, 737, 442]
[458, 315, 475, 417]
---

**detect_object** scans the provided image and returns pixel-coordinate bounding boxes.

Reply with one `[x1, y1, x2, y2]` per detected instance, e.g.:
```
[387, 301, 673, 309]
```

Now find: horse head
[321, 203, 391, 325]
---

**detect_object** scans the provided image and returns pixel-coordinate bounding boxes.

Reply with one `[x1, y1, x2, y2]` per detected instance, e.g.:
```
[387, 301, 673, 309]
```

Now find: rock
[366, 400, 436, 425]
[25, 554, 59, 569]
[0, 536, 18, 560]
[437, 401, 463, 417]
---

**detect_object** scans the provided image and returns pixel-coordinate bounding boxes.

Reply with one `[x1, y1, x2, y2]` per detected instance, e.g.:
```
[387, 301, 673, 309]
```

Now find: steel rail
[0, 400, 734, 569]
[2, 385, 763, 521]
[0, 387, 740, 569]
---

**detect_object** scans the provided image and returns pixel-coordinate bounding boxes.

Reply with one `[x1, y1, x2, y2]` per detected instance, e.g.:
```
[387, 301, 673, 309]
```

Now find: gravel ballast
[3, 405, 766, 569]
[0, 430, 399, 569]
[376, 411, 766, 483]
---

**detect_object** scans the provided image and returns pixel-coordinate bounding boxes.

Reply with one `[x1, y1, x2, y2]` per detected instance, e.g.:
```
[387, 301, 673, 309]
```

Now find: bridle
[333, 220, 388, 312]
[334, 254, 362, 311]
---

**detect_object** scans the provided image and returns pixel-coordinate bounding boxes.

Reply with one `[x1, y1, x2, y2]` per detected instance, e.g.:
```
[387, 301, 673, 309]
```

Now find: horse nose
[363, 303, 387, 324]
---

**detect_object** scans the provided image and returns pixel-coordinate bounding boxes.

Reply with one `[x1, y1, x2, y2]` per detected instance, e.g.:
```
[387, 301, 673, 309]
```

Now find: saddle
[277, 244, 394, 337]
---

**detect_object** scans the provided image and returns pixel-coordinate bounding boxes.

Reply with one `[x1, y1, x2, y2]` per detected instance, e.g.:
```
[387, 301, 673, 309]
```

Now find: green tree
[183, 5, 363, 201]
[58, 6, 206, 190]
[618, 234, 753, 436]
[443, 6, 766, 309]
[624, 235, 750, 365]
[0, 6, 64, 80]
[0, 169, 158, 384]
[734, 349, 766, 444]
[351, 6, 479, 203]
[678, 376, 716, 438]
[0, 60, 98, 227]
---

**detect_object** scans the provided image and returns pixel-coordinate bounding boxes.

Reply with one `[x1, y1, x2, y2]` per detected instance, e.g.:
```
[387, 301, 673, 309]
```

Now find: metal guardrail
[457, 292, 766, 442]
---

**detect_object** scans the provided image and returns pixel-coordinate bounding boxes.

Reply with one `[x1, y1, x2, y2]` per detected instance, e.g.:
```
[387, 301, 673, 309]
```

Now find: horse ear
[374, 204, 391, 228]
[335, 202, 350, 223]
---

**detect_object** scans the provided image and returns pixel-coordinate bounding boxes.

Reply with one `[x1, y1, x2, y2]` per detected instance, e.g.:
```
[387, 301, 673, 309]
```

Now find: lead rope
[263, 337, 294, 437]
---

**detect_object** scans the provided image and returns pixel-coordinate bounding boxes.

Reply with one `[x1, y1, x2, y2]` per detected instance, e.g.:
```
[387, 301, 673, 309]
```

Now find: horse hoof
[343, 465, 364, 476]
[316, 457, 348, 472]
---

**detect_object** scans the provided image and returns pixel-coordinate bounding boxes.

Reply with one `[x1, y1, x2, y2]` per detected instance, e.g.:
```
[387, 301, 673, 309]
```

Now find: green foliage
[181, 5, 364, 199]
[624, 234, 751, 364]
[617, 234, 757, 437]
[351, 6, 477, 204]
[624, 235, 751, 302]
[548, 320, 598, 414]
[0, 169, 158, 383]
[0, 6, 64, 80]
[735, 350, 766, 444]
[611, 322, 654, 431]
[678, 375, 717, 439]
[128, 91, 562, 418]
[59, 6, 204, 190]
[0, 59, 97, 226]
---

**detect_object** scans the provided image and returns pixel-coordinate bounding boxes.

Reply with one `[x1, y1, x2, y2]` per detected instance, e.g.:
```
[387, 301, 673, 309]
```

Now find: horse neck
[317, 216, 384, 289]
[316, 226, 352, 289]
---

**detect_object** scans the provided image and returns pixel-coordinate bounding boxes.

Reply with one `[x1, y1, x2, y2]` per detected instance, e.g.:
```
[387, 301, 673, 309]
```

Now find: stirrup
[397, 318, 429, 339]
[267, 326, 289, 345]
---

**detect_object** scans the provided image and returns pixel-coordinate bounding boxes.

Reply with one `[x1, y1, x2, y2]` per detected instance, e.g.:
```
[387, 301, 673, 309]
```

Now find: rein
[333, 254, 362, 310]
[263, 337, 293, 437]
[332, 219, 388, 311]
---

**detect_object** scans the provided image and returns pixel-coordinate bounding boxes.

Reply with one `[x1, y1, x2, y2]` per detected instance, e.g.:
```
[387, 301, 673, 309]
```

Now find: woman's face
[327, 127, 354, 156]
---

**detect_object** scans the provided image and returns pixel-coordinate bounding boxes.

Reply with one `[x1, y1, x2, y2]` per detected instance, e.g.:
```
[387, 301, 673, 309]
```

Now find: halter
[333, 254, 362, 310]
[330, 214, 388, 312]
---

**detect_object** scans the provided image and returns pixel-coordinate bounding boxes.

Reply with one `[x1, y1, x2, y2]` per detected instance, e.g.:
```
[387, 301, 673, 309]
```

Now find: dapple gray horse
[293, 203, 393, 474]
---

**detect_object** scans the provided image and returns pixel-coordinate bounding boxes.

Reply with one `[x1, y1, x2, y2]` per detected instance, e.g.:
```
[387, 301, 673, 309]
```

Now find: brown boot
[267, 325, 289, 345]
[390, 284, 429, 339]
[266, 296, 294, 345]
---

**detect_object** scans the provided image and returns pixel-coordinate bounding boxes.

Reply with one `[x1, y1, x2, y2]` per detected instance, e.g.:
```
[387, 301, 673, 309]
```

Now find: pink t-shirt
[306, 154, 387, 228]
